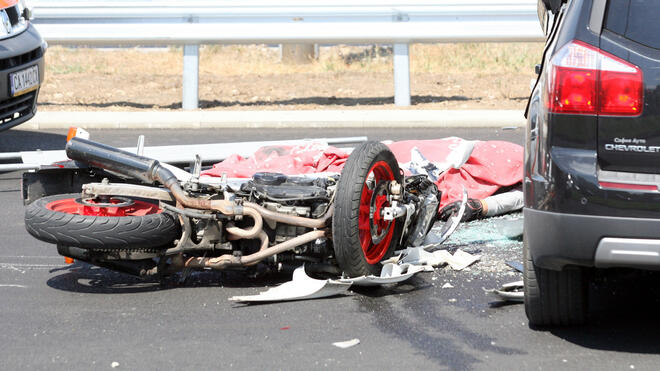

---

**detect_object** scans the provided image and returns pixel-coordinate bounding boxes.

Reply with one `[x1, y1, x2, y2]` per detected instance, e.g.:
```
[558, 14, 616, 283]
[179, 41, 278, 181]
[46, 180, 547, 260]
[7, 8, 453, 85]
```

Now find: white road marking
[2, 264, 25, 273]
[0, 256, 63, 259]
[0, 263, 64, 272]
[0, 284, 27, 288]
[0, 263, 63, 267]
[0, 263, 66, 268]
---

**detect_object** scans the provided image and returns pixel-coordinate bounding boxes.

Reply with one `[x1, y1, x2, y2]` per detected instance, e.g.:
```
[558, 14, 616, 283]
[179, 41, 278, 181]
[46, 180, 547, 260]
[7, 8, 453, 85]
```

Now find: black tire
[25, 193, 180, 250]
[333, 141, 404, 277]
[524, 238, 588, 326]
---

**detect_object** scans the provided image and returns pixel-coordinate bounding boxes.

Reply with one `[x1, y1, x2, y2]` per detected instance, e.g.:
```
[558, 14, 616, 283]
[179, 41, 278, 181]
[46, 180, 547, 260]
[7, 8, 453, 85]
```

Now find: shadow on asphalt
[45, 261, 434, 303]
[0, 129, 67, 152]
[357, 277, 526, 370]
[39, 94, 476, 110]
[487, 300, 522, 309]
[546, 269, 660, 354]
[349, 275, 432, 298]
[205, 94, 475, 108]
[46, 261, 292, 294]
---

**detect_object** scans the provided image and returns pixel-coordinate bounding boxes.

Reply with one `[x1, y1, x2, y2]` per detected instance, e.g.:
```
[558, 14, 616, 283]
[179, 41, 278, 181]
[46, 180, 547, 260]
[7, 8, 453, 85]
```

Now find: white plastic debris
[445, 140, 475, 170]
[228, 265, 351, 303]
[403, 147, 439, 180]
[332, 338, 360, 349]
[399, 139, 475, 182]
[111, 362, 120, 368]
[442, 283, 454, 289]
[485, 280, 524, 302]
[380, 254, 401, 265]
[437, 249, 482, 271]
[399, 247, 480, 271]
[338, 263, 424, 287]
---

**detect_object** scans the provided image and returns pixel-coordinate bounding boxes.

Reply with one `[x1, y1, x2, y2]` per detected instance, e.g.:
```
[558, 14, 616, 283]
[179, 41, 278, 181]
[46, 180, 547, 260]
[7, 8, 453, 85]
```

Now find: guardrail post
[182, 44, 199, 110]
[280, 44, 318, 64]
[393, 43, 411, 106]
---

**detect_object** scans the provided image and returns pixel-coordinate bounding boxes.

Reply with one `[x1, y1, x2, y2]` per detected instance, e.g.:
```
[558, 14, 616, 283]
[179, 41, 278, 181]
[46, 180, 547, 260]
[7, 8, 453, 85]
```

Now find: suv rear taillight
[547, 40, 643, 116]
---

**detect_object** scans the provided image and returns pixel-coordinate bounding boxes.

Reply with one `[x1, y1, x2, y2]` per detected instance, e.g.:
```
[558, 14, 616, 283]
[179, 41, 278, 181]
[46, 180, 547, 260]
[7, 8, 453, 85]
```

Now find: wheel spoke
[355, 161, 398, 264]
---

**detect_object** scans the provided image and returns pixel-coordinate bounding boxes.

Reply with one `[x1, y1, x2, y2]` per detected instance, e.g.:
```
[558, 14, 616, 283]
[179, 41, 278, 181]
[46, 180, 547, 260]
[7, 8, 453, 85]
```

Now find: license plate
[9, 65, 39, 97]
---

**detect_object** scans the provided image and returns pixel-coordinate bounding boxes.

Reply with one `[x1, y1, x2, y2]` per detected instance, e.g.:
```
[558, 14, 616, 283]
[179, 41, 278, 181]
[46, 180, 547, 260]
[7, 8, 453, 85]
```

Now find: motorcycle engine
[240, 172, 335, 244]
[243, 172, 330, 201]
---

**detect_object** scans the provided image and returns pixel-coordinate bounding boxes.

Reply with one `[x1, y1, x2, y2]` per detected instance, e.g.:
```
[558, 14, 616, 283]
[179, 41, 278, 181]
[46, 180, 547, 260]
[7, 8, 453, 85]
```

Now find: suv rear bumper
[525, 207, 660, 271]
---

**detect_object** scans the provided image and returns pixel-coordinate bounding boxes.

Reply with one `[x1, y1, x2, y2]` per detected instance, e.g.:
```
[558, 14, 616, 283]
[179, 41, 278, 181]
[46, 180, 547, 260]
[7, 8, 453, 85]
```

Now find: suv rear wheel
[524, 239, 588, 326]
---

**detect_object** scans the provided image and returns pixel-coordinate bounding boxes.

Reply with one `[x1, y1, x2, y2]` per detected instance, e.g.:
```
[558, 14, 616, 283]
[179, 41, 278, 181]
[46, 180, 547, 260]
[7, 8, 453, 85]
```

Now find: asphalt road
[2, 127, 660, 370]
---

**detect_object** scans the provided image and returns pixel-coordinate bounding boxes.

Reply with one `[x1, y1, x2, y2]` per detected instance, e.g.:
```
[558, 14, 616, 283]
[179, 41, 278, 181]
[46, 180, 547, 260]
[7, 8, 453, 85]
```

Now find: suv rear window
[604, 0, 660, 49]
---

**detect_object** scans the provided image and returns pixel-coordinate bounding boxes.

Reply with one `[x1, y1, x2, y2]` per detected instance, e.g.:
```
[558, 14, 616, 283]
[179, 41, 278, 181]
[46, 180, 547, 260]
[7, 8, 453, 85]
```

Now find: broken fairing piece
[405, 186, 440, 247]
[332, 338, 360, 349]
[380, 253, 402, 265]
[485, 281, 524, 303]
[338, 263, 425, 287]
[228, 265, 351, 303]
[399, 247, 446, 267]
[404, 147, 441, 181]
[399, 139, 476, 181]
[444, 140, 475, 171]
[437, 249, 481, 271]
[229, 262, 424, 301]
[399, 247, 481, 271]
[423, 188, 468, 248]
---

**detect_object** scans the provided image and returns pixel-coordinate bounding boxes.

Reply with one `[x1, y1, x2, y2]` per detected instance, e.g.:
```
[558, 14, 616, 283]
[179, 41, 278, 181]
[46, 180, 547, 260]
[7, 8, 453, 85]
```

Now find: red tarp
[201, 138, 523, 208]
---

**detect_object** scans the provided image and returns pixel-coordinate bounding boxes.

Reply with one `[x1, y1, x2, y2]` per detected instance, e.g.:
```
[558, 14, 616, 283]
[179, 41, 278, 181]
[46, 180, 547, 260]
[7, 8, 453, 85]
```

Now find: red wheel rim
[46, 197, 162, 217]
[358, 161, 396, 264]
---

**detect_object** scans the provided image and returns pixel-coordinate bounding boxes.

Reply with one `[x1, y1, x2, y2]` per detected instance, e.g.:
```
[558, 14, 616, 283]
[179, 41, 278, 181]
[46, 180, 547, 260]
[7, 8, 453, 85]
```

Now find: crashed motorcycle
[23, 137, 447, 279]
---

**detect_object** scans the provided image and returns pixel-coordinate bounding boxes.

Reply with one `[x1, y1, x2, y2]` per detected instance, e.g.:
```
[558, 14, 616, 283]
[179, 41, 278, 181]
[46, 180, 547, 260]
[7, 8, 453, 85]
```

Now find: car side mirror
[22, 7, 32, 20]
[19, 0, 32, 21]
[537, 0, 550, 36]
[537, 0, 565, 37]
[540, 0, 565, 14]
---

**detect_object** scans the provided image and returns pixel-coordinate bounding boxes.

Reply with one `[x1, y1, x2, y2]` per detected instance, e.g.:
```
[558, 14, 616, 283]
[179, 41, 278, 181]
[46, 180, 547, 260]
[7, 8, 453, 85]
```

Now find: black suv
[524, 0, 660, 326]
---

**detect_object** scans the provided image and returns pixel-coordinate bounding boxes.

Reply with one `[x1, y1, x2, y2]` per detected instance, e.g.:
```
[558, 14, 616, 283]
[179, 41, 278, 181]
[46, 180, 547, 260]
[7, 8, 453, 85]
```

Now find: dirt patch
[38, 43, 543, 111]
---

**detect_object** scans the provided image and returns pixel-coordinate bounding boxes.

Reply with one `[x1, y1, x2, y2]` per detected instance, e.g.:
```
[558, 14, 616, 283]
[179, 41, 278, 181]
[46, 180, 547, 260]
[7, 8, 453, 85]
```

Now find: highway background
[2, 127, 660, 370]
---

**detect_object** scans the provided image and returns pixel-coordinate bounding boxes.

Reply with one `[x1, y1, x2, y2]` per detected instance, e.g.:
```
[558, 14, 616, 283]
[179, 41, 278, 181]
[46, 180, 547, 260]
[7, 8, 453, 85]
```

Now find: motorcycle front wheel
[332, 141, 404, 277]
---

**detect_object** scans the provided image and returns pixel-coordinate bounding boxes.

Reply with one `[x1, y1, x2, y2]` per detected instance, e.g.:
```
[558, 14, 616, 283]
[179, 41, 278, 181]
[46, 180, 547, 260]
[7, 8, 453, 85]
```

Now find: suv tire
[524, 239, 588, 326]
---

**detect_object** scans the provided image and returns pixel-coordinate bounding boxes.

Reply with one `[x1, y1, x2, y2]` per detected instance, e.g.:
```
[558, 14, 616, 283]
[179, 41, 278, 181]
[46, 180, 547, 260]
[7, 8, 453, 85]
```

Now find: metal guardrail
[31, 0, 544, 109]
[0, 136, 367, 172]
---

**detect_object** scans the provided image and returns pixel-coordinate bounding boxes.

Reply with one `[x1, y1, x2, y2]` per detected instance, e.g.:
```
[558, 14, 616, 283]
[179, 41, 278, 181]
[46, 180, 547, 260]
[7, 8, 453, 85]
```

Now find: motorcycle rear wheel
[25, 193, 180, 250]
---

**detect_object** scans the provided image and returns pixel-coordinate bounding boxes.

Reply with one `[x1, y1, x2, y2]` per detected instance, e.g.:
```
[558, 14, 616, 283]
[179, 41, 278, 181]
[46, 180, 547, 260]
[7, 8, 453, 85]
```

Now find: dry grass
[40, 43, 544, 111]
[411, 43, 543, 74]
[46, 43, 543, 76]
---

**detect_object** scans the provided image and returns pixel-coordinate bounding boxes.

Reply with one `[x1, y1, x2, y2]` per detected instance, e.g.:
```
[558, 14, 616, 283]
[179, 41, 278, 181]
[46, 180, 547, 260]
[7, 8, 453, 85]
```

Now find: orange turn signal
[66, 127, 90, 143]
[66, 127, 78, 142]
